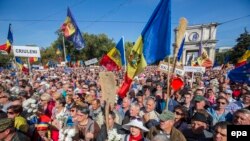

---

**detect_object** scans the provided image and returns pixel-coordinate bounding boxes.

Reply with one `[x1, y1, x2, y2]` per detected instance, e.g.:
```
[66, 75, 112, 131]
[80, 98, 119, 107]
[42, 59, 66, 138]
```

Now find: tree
[45, 32, 115, 63]
[0, 53, 13, 67]
[228, 29, 250, 64]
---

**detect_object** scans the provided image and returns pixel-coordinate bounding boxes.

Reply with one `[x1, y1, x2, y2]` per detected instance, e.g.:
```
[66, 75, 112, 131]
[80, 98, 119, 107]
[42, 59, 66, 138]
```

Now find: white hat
[225, 89, 233, 95]
[122, 119, 149, 132]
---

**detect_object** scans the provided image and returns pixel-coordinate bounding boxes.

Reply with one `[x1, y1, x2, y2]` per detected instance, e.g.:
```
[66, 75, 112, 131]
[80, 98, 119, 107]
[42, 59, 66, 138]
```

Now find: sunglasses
[174, 111, 183, 115]
[217, 101, 226, 105]
[7, 111, 14, 115]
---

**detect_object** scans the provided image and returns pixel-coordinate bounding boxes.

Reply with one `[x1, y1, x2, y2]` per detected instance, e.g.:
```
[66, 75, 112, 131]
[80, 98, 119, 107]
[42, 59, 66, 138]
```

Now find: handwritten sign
[158, 62, 184, 76]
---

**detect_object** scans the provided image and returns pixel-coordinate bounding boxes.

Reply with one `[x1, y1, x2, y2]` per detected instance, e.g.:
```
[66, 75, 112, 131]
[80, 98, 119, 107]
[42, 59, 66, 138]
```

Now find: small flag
[15, 57, 29, 74]
[66, 54, 71, 62]
[29, 57, 39, 63]
[177, 36, 185, 62]
[61, 8, 85, 50]
[0, 24, 13, 54]
[235, 47, 250, 68]
[100, 37, 125, 71]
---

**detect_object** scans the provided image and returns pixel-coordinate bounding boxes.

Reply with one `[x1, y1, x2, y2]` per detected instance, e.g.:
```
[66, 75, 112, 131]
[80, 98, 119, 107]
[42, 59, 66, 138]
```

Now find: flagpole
[62, 34, 67, 67]
[27, 58, 31, 74]
[166, 56, 170, 111]
[122, 36, 127, 72]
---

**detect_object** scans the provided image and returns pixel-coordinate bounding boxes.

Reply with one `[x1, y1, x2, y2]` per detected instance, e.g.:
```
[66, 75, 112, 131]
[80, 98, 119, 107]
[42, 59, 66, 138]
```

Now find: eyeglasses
[217, 101, 226, 105]
[174, 111, 183, 115]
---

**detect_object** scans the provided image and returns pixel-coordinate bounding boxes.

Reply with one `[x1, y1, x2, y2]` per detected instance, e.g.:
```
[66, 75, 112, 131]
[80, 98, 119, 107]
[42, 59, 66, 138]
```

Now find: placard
[84, 58, 98, 66]
[184, 66, 205, 73]
[158, 61, 184, 76]
[13, 46, 41, 58]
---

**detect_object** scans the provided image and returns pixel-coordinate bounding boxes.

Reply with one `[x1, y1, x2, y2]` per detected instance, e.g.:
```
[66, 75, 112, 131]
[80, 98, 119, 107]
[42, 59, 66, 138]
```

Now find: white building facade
[175, 23, 218, 65]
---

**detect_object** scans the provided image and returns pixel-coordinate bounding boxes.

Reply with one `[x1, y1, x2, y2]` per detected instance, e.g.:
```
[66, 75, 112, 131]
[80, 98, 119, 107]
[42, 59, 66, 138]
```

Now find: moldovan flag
[118, 0, 171, 98]
[100, 37, 125, 71]
[235, 47, 250, 68]
[61, 8, 85, 50]
[0, 24, 13, 54]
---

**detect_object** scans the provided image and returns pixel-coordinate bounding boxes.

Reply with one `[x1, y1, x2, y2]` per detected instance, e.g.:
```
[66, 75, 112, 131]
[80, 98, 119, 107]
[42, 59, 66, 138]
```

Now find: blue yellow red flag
[0, 24, 13, 54]
[61, 8, 85, 50]
[119, 0, 172, 98]
[100, 37, 125, 71]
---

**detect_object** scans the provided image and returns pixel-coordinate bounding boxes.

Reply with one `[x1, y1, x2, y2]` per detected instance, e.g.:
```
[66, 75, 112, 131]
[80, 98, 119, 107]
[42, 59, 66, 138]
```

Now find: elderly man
[118, 97, 131, 122]
[213, 121, 231, 141]
[183, 112, 213, 141]
[147, 110, 186, 141]
[232, 109, 250, 125]
[140, 97, 160, 128]
[122, 103, 141, 124]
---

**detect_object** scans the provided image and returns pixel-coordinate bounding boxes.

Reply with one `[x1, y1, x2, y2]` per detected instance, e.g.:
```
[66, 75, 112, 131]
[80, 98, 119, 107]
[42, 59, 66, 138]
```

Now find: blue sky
[0, 0, 249, 50]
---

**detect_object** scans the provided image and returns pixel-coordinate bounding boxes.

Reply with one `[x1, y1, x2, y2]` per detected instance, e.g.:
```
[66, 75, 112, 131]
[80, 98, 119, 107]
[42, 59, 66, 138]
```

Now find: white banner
[158, 62, 185, 76]
[184, 66, 205, 73]
[85, 58, 98, 66]
[13, 46, 41, 58]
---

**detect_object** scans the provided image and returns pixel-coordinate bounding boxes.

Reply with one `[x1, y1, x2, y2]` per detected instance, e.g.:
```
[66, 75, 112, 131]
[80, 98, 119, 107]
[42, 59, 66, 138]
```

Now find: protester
[213, 121, 231, 141]
[147, 110, 186, 141]
[76, 107, 100, 141]
[122, 118, 149, 141]
[183, 112, 213, 141]
[0, 118, 30, 141]
[232, 109, 250, 125]
[0, 64, 249, 141]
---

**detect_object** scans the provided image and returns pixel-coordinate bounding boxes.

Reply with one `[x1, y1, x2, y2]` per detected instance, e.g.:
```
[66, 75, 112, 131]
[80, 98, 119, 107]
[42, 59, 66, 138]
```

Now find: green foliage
[228, 30, 250, 64]
[0, 53, 13, 67]
[215, 29, 250, 65]
[42, 32, 115, 64]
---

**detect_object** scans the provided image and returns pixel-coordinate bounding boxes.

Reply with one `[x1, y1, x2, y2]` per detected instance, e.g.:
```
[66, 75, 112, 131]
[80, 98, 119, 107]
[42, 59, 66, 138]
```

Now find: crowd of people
[0, 66, 249, 141]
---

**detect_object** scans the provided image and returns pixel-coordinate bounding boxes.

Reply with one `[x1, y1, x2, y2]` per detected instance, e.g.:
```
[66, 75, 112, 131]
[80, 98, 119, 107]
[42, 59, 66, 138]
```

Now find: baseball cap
[0, 118, 14, 132]
[159, 110, 175, 121]
[194, 95, 205, 102]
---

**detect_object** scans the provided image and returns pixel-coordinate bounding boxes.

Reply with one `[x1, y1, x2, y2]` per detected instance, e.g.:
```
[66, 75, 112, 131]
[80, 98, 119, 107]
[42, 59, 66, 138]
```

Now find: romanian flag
[118, 0, 172, 98]
[61, 8, 85, 50]
[235, 47, 250, 68]
[100, 37, 125, 71]
[29, 57, 39, 63]
[0, 24, 13, 54]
